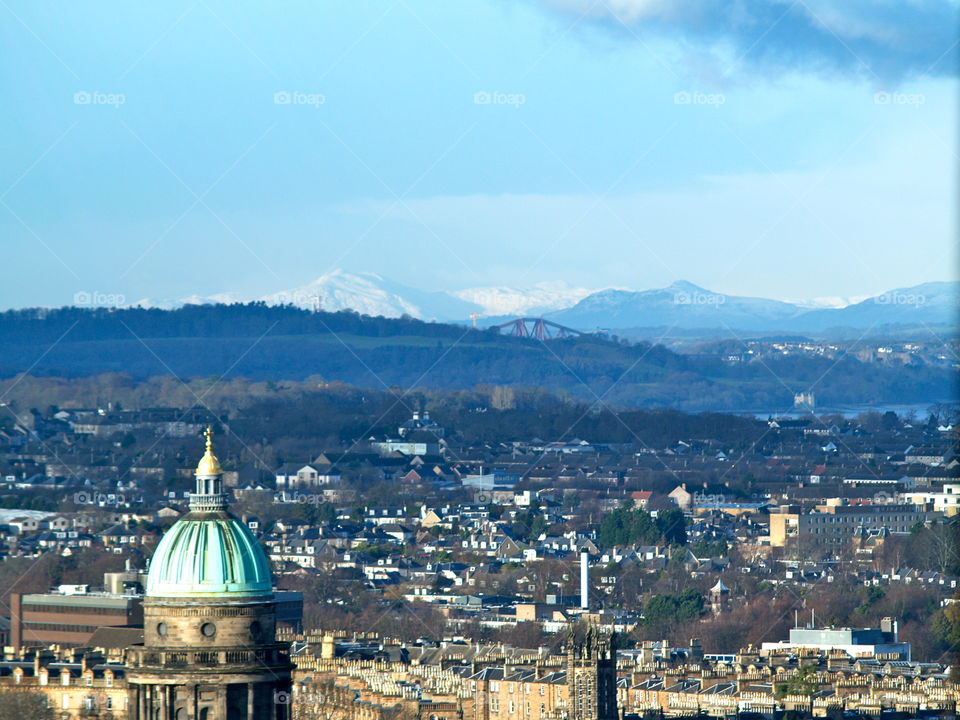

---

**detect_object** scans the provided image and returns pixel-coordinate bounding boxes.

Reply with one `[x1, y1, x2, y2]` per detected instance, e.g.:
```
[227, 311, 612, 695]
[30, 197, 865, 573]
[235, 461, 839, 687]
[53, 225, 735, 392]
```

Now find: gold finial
[196, 426, 222, 476]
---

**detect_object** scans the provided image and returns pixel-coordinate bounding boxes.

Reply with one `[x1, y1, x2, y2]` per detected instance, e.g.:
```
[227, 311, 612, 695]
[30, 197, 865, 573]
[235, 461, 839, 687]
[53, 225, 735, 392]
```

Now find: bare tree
[0, 691, 54, 720]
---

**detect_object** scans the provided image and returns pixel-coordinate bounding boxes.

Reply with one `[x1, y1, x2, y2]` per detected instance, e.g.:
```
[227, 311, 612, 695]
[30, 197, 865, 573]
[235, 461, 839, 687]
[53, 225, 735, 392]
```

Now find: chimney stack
[580, 551, 589, 611]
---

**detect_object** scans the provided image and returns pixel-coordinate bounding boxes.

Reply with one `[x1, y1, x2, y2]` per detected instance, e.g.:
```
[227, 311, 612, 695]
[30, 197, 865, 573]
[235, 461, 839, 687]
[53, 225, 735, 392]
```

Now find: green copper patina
[146, 427, 273, 598]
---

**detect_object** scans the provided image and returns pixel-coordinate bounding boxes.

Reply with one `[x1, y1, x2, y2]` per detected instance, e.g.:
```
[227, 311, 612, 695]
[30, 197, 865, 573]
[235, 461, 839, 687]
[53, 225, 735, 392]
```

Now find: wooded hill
[0, 304, 950, 412]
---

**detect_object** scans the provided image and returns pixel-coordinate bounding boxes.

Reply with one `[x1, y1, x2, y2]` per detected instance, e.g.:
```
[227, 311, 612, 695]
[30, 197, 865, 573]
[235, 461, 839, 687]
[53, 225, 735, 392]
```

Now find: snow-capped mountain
[453, 281, 595, 316]
[260, 269, 480, 321]
[788, 281, 958, 331]
[131, 292, 244, 309]
[785, 296, 869, 310]
[549, 281, 803, 331]
[124, 273, 957, 334]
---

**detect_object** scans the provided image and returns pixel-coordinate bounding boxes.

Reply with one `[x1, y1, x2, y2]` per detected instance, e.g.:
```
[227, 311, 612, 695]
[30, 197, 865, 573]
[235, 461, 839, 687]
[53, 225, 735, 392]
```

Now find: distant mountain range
[130, 272, 957, 334]
[133, 270, 592, 321]
[548, 280, 958, 333]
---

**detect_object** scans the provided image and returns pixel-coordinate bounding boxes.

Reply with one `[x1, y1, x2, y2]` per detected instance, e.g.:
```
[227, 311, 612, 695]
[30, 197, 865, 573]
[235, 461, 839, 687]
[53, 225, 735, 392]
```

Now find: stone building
[566, 627, 617, 720]
[125, 428, 293, 720]
[0, 647, 129, 717]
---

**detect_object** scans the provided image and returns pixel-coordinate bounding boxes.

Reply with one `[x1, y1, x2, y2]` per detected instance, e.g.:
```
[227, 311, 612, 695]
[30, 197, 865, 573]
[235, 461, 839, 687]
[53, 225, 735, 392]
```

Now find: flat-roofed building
[769, 501, 934, 549]
[10, 588, 143, 648]
[762, 618, 909, 660]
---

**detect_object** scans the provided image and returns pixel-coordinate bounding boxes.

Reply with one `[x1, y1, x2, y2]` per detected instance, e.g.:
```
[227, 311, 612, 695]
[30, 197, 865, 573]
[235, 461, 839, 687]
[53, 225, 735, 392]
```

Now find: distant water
[744, 402, 957, 420]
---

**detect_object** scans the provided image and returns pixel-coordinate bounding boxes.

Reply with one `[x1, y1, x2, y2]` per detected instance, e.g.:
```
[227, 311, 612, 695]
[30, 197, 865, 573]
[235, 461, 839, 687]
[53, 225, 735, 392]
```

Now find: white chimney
[580, 551, 589, 611]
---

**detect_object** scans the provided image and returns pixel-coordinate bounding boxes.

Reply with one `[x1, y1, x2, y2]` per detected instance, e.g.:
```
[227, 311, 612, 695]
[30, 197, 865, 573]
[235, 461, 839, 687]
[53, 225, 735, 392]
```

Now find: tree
[776, 665, 819, 699]
[656, 508, 688, 546]
[599, 503, 685, 548]
[0, 691, 54, 720]
[642, 589, 704, 627]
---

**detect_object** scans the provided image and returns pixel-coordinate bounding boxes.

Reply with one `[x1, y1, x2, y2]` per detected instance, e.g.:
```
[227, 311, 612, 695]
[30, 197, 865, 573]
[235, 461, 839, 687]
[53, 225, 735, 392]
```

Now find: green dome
[146, 513, 273, 598]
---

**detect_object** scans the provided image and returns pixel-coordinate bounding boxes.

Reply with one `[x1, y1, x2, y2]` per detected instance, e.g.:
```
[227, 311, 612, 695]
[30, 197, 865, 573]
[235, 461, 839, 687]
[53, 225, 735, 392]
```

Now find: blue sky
[1, 0, 956, 308]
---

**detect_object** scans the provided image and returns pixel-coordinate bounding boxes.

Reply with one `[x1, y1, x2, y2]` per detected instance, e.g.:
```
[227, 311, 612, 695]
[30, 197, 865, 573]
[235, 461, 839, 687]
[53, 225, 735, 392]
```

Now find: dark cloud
[538, 0, 959, 81]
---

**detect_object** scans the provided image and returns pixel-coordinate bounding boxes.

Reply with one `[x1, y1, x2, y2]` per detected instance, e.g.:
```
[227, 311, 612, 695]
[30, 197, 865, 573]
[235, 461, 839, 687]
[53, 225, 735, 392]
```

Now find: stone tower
[566, 625, 618, 720]
[127, 428, 293, 720]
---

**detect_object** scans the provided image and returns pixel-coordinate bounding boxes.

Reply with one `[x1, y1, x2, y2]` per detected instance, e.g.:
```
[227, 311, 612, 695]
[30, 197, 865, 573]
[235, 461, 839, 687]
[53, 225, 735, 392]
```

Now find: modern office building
[10, 586, 143, 648]
[762, 617, 910, 660]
